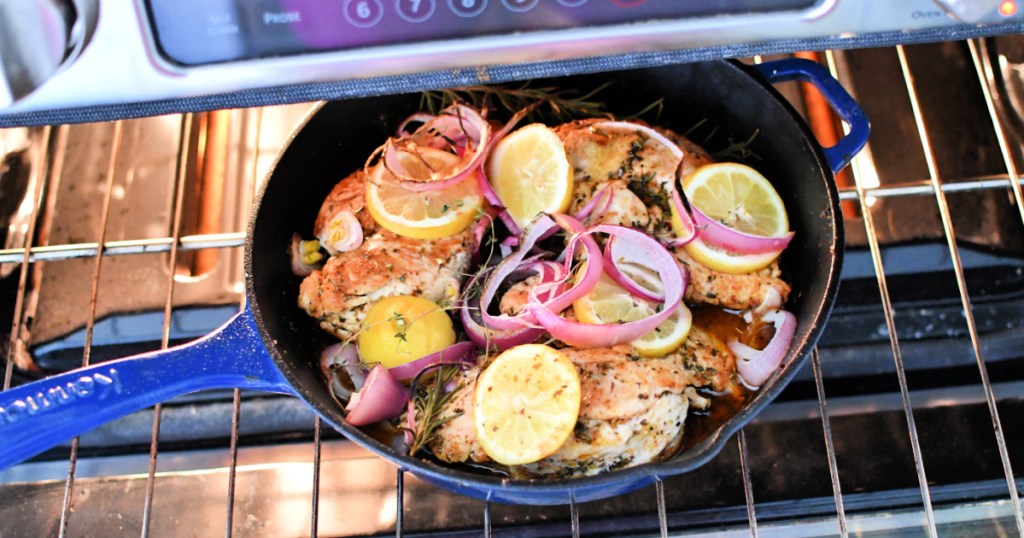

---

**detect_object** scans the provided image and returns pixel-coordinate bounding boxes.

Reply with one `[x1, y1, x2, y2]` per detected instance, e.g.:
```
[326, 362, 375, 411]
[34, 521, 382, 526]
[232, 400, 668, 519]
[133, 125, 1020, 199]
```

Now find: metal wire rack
[1, 39, 1023, 537]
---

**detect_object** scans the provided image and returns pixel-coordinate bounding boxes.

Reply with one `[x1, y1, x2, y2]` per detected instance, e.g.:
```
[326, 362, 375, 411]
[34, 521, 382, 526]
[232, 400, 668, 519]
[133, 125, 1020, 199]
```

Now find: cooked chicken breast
[672, 325, 737, 393]
[675, 249, 790, 313]
[430, 367, 488, 464]
[298, 171, 472, 340]
[556, 119, 713, 236]
[314, 170, 378, 237]
[430, 339, 734, 476]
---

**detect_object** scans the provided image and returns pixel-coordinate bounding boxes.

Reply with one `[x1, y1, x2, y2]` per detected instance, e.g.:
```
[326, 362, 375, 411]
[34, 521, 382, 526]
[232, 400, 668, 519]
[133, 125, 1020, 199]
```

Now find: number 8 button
[345, 0, 384, 27]
[501, 0, 538, 12]
[448, 0, 487, 17]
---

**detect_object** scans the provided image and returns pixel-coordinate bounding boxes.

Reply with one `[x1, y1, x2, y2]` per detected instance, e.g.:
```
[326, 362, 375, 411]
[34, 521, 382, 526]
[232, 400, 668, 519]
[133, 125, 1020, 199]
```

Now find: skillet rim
[244, 58, 845, 504]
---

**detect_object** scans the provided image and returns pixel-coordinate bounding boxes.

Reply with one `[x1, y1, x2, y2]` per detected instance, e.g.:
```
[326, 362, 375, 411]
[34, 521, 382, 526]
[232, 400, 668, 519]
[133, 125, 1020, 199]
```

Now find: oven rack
[1, 39, 1023, 537]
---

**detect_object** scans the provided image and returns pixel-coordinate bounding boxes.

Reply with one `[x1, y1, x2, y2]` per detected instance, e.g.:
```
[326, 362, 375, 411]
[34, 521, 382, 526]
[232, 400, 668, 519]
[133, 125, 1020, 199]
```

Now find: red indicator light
[1000, 0, 1017, 16]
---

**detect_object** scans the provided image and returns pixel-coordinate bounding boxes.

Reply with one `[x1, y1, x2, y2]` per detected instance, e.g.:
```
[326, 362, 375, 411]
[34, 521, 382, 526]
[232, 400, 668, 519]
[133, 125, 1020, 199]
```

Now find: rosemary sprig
[711, 128, 761, 162]
[407, 364, 464, 455]
[421, 82, 615, 123]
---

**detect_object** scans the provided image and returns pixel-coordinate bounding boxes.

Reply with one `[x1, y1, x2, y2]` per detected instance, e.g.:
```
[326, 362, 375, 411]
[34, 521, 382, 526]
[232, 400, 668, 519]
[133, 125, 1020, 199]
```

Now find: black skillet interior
[246, 60, 842, 502]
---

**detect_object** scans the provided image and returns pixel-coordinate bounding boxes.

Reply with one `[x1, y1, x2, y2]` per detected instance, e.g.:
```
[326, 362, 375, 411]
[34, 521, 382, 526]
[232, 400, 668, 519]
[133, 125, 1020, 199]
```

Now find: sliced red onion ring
[664, 187, 697, 248]
[690, 204, 794, 255]
[317, 210, 363, 255]
[396, 112, 435, 136]
[603, 234, 666, 302]
[378, 142, 476, 193]
[381, 105, 491, 192]
[290, 233, 321, 277]
[345, 365, 409, 426]
[574, 185, 614, 223]
[471, 206, 502, 262]
[685, 236, 783, 271]
[387, 341, 477, 381]
[320, 341, 367, 391]
[477, 215, 562, 331]
[591, 121, 684, 160]
[461, 293, 546, 351]
[527, 220, 686, 349]
[460, 262, 559, 351]
[728, 310, 797, 389]
[521, 214, 605, 321]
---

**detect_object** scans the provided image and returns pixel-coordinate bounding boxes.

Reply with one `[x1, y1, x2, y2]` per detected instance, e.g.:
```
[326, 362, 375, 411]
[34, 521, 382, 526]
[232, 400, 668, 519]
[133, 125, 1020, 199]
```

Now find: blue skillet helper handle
[752, 58, 870, 175]
[0, 308, 292, 470]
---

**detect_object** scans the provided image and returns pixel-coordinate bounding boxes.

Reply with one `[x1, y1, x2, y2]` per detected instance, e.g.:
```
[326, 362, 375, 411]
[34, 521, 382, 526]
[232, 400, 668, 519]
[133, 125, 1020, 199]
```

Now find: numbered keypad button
[501, 0, 538, 12]
[448, 0, 487, 18]
[344, 0, 384, 28]
[396, 0, 436, 22]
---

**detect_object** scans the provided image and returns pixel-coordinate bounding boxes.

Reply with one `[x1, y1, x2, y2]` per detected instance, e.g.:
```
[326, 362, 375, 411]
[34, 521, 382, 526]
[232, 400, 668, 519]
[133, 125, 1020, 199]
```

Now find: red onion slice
[460, 262, 559, 352]
[381, 104, 491, 192]
[665, 187, 697, 248]
[685, 236, 783, 270]
[522, 214, 605, 317]
[477, 215, 561, 331]
[387, 341, 477, 381]
[603, 234, 665, 302]
[317, 210, 364, 255]
[320, 342, 366, 400]
[728, 310, 797, 388]
[690, 204, 793, 255]
[290, 233, 321, 277]
[527, 221, 686, 349]
[345, 365, 409, 426]
[396, 112, 436, 136]
[573, 184, 614, 223]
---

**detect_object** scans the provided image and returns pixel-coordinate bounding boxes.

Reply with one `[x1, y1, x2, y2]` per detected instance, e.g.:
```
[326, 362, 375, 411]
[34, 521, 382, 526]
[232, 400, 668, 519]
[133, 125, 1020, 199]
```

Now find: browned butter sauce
[677, 305, 758, 453]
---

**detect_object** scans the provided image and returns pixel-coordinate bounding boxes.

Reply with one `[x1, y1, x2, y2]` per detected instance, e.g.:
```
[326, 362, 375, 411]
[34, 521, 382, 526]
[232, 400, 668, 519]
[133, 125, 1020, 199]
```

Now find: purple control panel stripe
[143, 0, 820, 66]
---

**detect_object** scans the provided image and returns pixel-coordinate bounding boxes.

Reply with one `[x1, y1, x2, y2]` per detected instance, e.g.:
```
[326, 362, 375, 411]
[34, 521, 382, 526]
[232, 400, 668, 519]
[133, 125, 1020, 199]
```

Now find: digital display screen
[145, 0, 822, 66]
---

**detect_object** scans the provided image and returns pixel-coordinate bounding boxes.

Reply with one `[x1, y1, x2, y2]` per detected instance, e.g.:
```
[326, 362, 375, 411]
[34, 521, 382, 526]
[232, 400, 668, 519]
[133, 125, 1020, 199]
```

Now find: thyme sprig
[407, 364, 465, 455]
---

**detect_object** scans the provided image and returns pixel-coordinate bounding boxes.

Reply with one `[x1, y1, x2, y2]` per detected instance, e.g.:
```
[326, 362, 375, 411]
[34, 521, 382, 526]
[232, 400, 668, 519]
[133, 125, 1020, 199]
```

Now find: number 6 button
[448, 0, 487, 17]
[397, 0, 435, 22]
[344, 0, 384, 27]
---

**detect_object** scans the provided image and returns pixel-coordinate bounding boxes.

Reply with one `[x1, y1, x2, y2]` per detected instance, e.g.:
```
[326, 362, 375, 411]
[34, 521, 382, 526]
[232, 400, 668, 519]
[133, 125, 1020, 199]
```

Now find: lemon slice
[473, 344, 581, 465]
[486, 124, 573, 228]
[682, 162, 789, 236]
[365, 166, 483, 240]
[573, 270, 691, 357]
[681, 163, 789, 273]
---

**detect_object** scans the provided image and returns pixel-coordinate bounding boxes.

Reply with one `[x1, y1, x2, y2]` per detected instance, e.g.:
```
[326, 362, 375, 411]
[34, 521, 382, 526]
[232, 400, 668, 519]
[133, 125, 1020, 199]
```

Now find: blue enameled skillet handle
[0, 308, 292, 470]
[753, 58, 870, 174]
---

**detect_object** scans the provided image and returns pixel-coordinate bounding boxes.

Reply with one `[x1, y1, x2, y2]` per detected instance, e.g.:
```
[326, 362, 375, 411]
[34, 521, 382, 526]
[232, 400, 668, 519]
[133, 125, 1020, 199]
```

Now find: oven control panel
[145, 0, 821, 66]
[1, 0, 1023, 122]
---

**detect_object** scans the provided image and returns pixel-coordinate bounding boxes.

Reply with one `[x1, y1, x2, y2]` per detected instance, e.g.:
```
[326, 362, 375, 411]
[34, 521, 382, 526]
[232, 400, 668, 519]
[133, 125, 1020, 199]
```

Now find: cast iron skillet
[0, 59, 867, 505]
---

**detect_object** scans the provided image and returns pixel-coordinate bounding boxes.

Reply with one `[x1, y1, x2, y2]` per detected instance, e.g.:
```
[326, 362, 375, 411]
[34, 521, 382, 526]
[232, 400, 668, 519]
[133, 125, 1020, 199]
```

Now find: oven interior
[1, 37, 1023, 536]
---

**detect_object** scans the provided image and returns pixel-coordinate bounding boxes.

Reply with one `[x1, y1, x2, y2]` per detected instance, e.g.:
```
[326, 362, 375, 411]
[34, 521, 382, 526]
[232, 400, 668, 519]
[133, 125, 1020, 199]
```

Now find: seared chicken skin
[430, 339, 736, 477]
[556, 119, 713, 235]
[298, 171, 472, 340]
[675, 250, 790, 313]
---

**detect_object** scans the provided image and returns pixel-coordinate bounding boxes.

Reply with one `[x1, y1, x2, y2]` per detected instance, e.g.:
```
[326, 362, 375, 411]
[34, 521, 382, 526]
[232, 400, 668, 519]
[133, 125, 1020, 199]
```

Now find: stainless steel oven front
[1, 0, 1023, 537]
